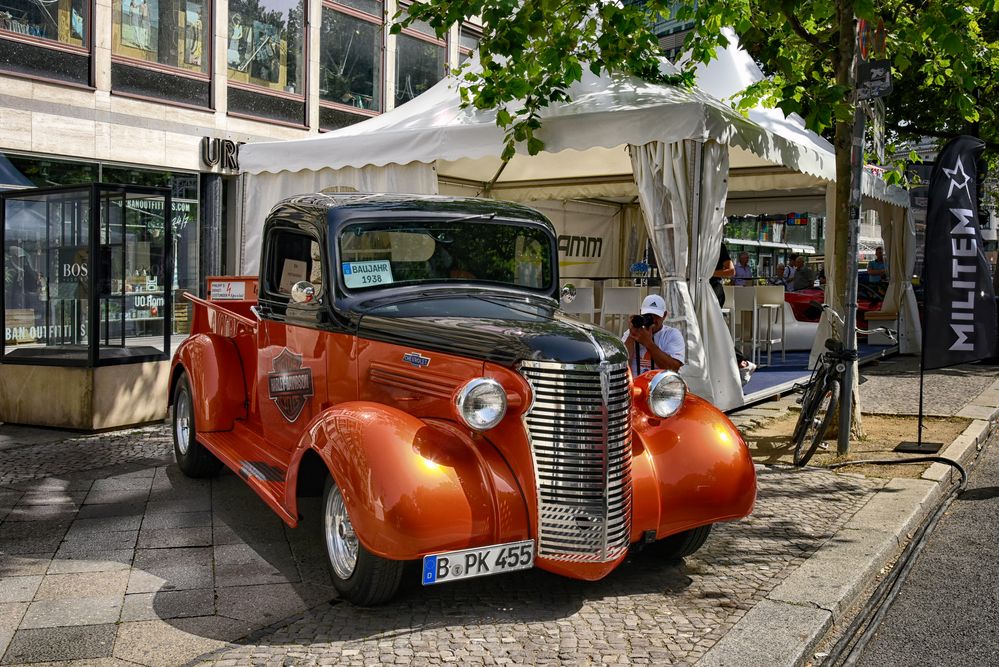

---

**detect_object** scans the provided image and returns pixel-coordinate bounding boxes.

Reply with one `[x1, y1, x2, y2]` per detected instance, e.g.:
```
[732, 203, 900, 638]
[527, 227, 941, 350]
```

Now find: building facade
[0, 0, 477, 304]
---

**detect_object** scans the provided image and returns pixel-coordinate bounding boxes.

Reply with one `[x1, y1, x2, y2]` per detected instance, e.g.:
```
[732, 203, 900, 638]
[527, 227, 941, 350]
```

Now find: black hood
[354, 294, 628, 367]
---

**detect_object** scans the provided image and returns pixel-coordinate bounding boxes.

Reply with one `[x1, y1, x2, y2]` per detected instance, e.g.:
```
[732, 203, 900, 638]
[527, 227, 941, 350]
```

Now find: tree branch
[783, 10, 825, 49]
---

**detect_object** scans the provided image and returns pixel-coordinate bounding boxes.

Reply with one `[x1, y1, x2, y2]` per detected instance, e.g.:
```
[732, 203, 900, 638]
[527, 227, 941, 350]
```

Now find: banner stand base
[895, 441, 943, 454]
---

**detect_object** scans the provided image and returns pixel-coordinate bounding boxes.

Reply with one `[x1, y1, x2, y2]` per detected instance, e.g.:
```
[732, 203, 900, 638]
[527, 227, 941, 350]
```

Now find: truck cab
[169, 193, 756, 605]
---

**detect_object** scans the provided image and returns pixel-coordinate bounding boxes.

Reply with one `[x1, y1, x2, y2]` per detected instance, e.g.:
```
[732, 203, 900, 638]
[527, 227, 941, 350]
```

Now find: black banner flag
[922, 135, 997, 370]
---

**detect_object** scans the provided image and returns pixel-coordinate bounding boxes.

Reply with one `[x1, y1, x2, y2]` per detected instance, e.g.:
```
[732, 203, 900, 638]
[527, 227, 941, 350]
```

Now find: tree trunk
[830, 0, 865, 440]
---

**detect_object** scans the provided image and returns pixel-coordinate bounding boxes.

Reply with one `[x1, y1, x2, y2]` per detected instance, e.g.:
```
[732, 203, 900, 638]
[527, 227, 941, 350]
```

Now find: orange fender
[630, 394, 757, 541]
[292, 402, 530, 561]
[171, 334, 247, 432]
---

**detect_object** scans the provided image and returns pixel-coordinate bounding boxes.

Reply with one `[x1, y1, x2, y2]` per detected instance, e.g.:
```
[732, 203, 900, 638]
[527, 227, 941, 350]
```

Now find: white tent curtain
[876, 202, 922, 354]
[630, 140, 741, 409]
[239, 163, 439, 273]
[689, 142, 743, 408]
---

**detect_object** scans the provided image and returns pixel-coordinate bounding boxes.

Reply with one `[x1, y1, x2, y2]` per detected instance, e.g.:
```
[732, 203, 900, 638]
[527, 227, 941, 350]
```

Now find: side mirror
[290, 281, 316, 304]
[561, 283, 576, 304]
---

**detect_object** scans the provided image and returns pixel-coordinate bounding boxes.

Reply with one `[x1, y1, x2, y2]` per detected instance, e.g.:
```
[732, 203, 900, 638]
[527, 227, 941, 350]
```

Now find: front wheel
[650, 525, 712, 560]
[322, 477, 404, 606]
[793, 378, 839, 467]
[172, 373, 223, 478]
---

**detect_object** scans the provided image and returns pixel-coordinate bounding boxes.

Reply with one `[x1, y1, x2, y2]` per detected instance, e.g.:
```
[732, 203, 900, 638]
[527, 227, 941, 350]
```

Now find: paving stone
[140, 510, 212, 530]
[20, 596, 123, 628]
[0, 602, 27, 659]
[34, 571, 129, 601]
[0, 553, 53, 577]
[127, 565, 214, 595]
[56, 531, 139, 556]
[1, 505, 78, 523]
[0, 624, 117, 664]
[112, 618, 251, 667]
[46, 552, 134, 575]
[16, 491, 87, 507]
[137, 527, 213, 549]
[0, 576, 42, 603]
[0, 535, 66, 555]
[121, 589, 215, 621]
[75, 503, 146, 521]
[63, 515, 144, 537]
[215, 583, 331, 625]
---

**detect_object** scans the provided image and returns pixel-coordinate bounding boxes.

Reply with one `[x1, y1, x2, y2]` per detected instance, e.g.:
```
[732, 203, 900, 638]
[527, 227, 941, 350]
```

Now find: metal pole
[837, 70, 866, 456]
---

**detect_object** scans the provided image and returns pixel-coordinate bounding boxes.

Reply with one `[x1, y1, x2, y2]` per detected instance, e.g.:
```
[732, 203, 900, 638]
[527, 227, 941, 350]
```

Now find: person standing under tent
[734, 252, 753, 285]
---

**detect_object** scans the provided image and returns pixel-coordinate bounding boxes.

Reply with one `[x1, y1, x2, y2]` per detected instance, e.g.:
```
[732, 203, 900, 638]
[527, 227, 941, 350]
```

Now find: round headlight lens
[455, 378, 508, 431]
[648, 371, 686, 418]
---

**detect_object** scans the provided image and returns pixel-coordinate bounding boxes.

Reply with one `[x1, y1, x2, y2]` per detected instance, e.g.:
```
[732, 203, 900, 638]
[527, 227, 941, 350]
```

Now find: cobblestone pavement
[0, 423, 884, 666]
[196, 469, 883, 666]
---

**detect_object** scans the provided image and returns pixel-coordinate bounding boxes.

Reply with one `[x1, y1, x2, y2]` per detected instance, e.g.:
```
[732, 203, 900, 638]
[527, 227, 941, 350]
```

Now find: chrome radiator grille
[519, 360, 632, 561]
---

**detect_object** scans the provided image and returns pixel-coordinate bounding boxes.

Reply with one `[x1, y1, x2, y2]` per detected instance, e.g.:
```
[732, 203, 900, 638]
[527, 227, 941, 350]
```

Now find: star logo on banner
[943, 157, 973, 200]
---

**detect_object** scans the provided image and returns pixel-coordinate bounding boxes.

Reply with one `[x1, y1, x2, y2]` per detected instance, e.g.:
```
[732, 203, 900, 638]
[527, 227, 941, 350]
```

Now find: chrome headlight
[648, 371, 686, 418]
[455, 378, 508, 431]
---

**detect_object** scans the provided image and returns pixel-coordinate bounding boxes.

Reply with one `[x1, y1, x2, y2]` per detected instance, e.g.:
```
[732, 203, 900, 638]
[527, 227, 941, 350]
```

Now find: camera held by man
[622, 295, 685, 374]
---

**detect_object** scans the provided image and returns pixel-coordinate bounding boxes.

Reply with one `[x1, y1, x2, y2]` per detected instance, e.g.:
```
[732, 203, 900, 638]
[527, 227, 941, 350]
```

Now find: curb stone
[696, 387, 998, 667]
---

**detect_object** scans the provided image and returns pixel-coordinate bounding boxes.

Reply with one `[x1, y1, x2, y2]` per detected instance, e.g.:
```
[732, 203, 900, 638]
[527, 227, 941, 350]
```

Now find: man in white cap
[622, 294, 684, 374]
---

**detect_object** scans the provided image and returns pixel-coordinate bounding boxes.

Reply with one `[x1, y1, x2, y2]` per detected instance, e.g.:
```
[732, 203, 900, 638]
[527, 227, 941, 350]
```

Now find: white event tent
[238, 39, 914, 410]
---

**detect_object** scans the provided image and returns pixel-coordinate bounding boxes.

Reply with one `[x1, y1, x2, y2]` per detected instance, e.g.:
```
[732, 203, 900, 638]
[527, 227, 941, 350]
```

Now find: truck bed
[186, 293, 258, 338]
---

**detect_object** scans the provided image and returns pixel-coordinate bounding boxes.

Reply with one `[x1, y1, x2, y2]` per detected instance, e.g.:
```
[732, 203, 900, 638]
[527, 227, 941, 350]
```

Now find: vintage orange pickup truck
[170, 193, 756, 605]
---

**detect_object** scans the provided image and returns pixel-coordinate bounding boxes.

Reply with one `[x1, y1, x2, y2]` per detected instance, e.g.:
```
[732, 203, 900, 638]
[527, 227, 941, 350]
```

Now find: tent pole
[480, 159, 511, 197]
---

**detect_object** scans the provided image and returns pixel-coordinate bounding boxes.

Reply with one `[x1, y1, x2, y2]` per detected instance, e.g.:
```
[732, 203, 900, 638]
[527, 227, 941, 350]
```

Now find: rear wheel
[172, 373, 223, 478]
[651, 525, 712, 560]
[793, 378, 839, 467]
[322, 477, 404, 606]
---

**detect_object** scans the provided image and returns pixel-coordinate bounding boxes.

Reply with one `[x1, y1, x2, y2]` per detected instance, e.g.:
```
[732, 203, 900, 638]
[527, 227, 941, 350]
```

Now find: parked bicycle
[791, 302, 897, 466]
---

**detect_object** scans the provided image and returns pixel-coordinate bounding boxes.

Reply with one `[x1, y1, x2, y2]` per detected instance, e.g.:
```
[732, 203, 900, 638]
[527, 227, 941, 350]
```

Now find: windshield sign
[338, 220, 554, 292]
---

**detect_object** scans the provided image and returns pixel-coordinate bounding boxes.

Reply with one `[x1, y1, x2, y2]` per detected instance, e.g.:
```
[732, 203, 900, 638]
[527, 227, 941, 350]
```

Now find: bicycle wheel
[791, 366, 827, 445]
[793, 377, 840, 466]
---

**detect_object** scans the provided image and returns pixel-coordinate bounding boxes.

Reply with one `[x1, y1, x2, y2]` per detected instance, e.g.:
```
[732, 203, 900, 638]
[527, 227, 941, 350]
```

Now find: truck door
[254, 224, 330, 457]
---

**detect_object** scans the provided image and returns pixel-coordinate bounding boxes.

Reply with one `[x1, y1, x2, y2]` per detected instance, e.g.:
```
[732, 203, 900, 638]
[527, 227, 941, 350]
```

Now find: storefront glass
[3, 189, 90, 359]
[227, 0, 305, 94]
[0, 154, 200, 336]
[319, 4, 381, 111]
[103, 167, 199, 334]
[2, 185, 172, 364]
[395, 32, 445, 105]
[111, 0, 210, 75]
[0, 0, 88, 47]
[96, 188, 171, 359]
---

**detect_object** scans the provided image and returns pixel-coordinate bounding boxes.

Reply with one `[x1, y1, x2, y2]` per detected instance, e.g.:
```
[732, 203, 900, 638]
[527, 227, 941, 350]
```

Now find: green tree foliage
[396, 0, 997, 316]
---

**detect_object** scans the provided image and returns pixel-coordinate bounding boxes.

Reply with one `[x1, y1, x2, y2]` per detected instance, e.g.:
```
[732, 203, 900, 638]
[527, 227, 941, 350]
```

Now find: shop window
[395, 32, 445, 105]
[2, 184, 173, 366]
[103, 167, 199, 336]
[0, 0, 90, 85]
[0, 0, 88, 48]
[0, 154, 98, 190]
[111, 0, 209, 76]
[319, 2, 382, 112]
[331, 0, 379, 16]
[458, 22, 480, 64]
[227, 0, 305, 96]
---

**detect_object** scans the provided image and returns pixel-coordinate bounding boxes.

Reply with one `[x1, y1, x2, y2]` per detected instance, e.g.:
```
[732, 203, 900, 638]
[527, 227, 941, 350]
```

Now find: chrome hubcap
[175, 390, 191, 455]
[325, 483, 358, 580]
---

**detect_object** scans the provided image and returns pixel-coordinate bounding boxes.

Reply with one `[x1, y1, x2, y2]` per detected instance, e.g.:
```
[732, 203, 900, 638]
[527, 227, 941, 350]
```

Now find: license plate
[421, 540, 535, 585]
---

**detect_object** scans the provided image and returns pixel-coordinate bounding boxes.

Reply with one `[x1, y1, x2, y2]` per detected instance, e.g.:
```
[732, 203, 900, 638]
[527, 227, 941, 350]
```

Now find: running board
[198, 427, 296, 527]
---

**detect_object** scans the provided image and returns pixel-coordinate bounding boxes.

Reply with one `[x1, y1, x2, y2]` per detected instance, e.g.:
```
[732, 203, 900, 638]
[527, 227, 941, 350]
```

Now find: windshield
[337, 219, 554, 292]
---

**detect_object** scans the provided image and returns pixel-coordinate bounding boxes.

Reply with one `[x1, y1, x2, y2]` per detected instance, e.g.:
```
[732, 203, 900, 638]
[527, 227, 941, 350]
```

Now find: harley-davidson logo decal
[402, 352, 431, 368]
[268, 349, 314, 422]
